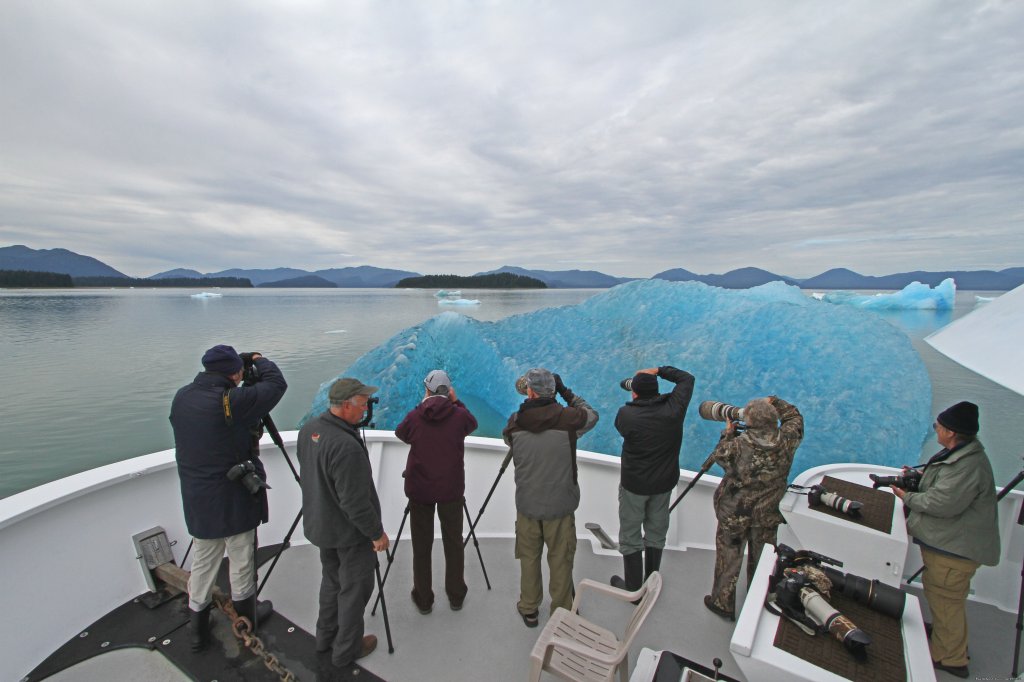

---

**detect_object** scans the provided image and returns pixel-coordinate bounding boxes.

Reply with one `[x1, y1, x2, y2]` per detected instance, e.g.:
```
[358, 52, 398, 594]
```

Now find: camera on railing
[868, 469, 922, 492]
[807, 484, 863, 517]
[226, 460, 271, 495]
[771, 544, 905, 619]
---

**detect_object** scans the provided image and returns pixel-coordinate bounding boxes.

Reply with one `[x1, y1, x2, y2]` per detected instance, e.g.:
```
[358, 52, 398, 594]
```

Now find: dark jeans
[317, 544, 374, 666]
[409, 498, 468, 609]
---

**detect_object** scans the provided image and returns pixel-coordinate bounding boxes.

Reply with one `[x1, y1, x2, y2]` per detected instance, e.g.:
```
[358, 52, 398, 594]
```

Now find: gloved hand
[553, 374, 575, 404]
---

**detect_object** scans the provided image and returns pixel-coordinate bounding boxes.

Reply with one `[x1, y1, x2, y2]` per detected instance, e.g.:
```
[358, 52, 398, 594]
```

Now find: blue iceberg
[822, 279, 955, 310]
[302, 280, 932, 476]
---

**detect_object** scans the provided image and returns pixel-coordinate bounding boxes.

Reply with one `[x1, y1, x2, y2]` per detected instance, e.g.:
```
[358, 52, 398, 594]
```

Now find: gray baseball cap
[424, 369, 451, 393]
[524, 368, 555, 397]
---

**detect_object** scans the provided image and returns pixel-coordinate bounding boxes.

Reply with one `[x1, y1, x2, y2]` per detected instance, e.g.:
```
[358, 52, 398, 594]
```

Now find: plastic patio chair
[527, 571, 663, 682]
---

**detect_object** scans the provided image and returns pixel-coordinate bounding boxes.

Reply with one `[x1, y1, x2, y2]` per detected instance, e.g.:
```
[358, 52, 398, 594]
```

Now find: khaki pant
[188, 530, 256, 611]
[515, 512, 576, 616]
[921, 546, 980, 667]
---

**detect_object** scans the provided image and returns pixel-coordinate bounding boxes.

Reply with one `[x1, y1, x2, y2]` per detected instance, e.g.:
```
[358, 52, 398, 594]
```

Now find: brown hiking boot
[357, 635, 378, 660]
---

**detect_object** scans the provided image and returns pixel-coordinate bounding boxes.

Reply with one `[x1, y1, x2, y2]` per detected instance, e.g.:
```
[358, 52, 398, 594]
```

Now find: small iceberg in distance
[822, 278, 955, 310]
[435, 289, 462, 298]
[190, 292, 222, 299]
[438, 298, 480, 306]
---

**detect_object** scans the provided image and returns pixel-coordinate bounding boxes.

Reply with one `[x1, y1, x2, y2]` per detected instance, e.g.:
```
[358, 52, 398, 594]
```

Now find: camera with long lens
[226, 459, 271, 495]
[869, 469, 922, 492]
[771, 544, 905, 619]
[698, 400, 744, 422]
[775, 571, 872, 661]
[807, 484, 863, 517]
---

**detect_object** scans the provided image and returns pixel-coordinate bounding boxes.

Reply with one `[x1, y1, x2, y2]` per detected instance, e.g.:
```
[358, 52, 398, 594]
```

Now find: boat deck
[43, 538, 1017, 681]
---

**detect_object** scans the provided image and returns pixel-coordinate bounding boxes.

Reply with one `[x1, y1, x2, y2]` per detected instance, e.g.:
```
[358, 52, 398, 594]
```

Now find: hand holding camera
[553, 373, 575, 403]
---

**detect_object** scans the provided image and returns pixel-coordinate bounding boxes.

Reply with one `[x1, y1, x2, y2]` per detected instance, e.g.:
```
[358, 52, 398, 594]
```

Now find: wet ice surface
[304, 280, 932, 475]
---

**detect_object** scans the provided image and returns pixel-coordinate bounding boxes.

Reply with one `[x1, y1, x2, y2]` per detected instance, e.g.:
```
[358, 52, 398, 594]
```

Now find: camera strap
[222, 390, 234, 427]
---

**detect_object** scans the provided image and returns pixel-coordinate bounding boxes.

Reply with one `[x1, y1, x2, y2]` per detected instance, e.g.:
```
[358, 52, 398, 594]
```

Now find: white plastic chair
[528, 571, 663, 682]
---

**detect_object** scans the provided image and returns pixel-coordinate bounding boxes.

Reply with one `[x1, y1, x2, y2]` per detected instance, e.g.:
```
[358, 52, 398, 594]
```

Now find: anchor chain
[216, 596, 297, 682]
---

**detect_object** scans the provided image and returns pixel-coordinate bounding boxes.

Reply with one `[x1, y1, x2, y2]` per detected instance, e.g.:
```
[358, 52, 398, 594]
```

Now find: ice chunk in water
[302, 280, 932, 475]
[438, 298, 480, 306]
[823, 279, 955, 310]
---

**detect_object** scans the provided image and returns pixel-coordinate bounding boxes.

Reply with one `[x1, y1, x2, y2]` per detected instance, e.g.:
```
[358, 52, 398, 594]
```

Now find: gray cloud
[1, 0, 1021, 278]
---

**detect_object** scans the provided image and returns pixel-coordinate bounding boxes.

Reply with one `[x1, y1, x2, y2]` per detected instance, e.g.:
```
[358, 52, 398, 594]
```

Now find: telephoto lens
[698, 400, 744, 422]
[807, 485, 863, 517]
[619, 378, 633, 392]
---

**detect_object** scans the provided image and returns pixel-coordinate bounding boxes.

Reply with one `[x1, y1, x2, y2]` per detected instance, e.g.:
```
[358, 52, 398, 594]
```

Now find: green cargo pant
[515, 512, 577, 616]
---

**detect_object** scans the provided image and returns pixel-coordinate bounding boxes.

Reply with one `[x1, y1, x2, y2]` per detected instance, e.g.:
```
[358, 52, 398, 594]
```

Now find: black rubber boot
[610, 551, 644, 592]
[644, 547, 663, 579]
[234, 595, 273, 632]
[189, 605, 211, 652]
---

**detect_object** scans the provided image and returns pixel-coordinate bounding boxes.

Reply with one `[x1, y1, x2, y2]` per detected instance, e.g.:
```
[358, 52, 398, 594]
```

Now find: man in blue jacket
[298, 377, 390, 675]
[170, 345, 287, 651]
[612, 366, 694, 591]
[396, 369, 478, 614]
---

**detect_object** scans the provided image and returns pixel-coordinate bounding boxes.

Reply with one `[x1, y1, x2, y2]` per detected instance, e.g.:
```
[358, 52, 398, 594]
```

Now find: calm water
[1, 287, 1021, 500]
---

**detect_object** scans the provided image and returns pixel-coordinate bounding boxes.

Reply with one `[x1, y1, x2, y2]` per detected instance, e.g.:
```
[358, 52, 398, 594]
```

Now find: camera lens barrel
[698, 400, 743, 422]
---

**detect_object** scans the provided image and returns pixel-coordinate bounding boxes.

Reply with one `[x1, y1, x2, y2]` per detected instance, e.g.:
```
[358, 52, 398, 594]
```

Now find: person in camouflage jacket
[704, 395, 803, 620]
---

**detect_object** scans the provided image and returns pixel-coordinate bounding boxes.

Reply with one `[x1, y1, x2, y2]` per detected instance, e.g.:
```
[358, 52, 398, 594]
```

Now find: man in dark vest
[170, 345, 287, 651]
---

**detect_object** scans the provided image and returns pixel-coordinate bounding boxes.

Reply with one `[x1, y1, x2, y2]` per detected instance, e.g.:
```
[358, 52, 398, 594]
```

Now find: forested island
[0, 270, 74, 288]
[0, 269, 252, 288]
[395, 273, 547, 288]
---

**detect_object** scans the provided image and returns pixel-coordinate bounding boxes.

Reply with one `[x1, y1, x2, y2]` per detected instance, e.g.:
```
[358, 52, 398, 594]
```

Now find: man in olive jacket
[892, 401, 1000, 678]
[298, 378, 390, 674]
[612, 365, 694, 592]
[503, 368, 598, 627]
[170, 345, 286, 651]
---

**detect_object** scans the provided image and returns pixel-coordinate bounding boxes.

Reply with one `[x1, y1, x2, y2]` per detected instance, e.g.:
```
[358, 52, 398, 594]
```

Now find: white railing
[0, 431, 1020, 679]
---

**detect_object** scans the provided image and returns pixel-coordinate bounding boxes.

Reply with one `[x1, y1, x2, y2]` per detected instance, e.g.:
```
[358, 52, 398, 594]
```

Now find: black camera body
[869, 469, 922, 492]
[227, 459, 271, 495]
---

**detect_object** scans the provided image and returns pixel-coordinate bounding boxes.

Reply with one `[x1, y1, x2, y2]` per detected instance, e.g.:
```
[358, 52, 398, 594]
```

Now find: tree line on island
[0, 270, 253, 288]
[396, 273, 546, 289]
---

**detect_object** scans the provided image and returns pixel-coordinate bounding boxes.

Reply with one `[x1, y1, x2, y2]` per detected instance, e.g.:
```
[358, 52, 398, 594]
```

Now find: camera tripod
[371, 496, 492, 616]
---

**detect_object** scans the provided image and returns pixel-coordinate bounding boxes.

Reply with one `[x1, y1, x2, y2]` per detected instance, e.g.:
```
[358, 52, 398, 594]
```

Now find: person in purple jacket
[395, 369, 478, 614]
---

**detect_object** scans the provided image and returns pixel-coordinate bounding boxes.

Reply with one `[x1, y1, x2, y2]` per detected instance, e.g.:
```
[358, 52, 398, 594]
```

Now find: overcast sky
[1, 1, 1021, 278]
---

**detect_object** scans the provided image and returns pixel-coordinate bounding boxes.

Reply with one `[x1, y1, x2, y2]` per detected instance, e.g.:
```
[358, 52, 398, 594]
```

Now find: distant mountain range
[3, 245, 1023, 290]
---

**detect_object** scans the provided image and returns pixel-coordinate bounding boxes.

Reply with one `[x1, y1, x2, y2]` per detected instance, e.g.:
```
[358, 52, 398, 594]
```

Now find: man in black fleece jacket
[612, 366, 695, 591]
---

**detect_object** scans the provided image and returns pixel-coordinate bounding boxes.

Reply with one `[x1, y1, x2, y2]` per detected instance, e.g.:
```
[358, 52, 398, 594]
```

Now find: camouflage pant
[708, 515, 778, 614]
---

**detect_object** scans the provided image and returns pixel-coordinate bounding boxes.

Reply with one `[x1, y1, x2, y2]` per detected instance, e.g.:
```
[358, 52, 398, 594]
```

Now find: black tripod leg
[374, 557, 395, 654]
[464, 452, 512, 549]
[257, 509, 302, 597]
[463, 500, 491, 590]
[372, 505, 409, 616]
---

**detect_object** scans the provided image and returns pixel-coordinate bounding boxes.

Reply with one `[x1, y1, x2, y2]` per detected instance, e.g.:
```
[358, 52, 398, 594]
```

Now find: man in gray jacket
[503, 368, 598, 627]
[892, 401, 1000, 679]
[298, 378, 390, 676]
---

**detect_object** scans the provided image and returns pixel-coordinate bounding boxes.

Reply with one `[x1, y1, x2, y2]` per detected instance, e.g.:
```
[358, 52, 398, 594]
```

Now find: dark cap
[525, 368, 555, 397]
[629, 373, 659, 399]
[329, 378, 379, 405]
[202, 344, 243, 374]
[937, 401, 979, 435]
